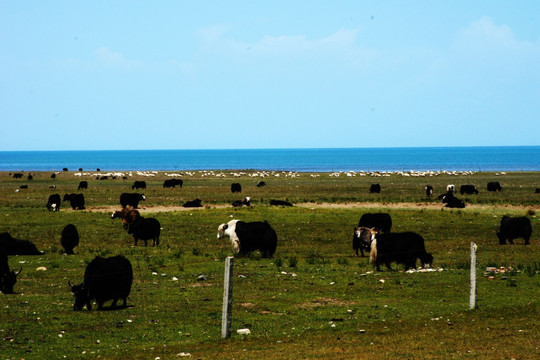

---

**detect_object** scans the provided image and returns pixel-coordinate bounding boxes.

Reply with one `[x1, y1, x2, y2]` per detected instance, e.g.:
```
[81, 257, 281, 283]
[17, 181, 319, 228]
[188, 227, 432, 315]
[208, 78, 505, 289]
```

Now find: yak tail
[369, 239, 378, 265]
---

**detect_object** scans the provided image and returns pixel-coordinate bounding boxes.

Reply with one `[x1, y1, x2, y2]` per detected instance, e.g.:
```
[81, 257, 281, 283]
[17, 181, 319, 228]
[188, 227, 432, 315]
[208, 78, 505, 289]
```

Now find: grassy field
[0, 170, 539, 359]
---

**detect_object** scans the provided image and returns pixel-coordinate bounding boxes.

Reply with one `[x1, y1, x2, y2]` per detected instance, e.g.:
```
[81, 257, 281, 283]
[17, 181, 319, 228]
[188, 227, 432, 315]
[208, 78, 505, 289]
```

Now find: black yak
[132, 181, 146, 190]
[63, 193, 85, 210]
[127, 217, 161, 246]
[120, 193, 146, 209]
[1, 249, 21, 294]
[70, 255, 133, 310]
[269, 199, 293, 206]
[358, 213, 392, 233]
[497, 216, 532, 245]
[61, 224, 79, 254]
[356, 228, 433, 271]
[163, 179, 183, 188]
[0, 232, 43, 255]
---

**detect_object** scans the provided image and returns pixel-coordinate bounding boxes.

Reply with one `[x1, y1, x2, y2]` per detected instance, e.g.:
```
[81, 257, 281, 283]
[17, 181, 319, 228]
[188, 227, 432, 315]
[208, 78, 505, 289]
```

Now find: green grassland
[0, 170, 539, 359]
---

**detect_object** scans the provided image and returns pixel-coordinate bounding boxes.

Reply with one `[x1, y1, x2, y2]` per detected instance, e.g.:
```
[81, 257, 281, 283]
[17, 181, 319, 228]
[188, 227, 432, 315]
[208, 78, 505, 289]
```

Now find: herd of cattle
[1, 176, 535, 311]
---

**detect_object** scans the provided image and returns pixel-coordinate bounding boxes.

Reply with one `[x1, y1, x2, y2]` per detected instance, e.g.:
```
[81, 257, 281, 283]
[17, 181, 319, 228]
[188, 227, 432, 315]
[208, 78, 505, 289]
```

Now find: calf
[128, 217, 161, 246]
[425, 185, 433, 197]
[70, 255, 133, 310]
[78, 181, 88, 190]
[256, 181, 266, 187]
[217, 219, 277, 258]
[352, 226, 374, 257]
[497, 216, 532, 245]
[460, 185, 479, 195]
[132, 181, 146, 190]
[120, 193, 146, 208]
[356, 228, 433, 271]
[47, 194, 61, 212]
[61, 224, 79, 255]
[112, 208, 141, 229]
[487, 181, 503, 192]
[63, 193, 86, 210]
[358, 213, 392, 233]
[369, 184, 381, 193]
[0, 232, 43, 255]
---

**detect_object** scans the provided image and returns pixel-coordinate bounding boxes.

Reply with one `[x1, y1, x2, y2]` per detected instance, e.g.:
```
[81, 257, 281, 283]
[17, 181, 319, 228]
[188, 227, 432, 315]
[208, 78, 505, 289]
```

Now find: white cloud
[94, 47, 141, 70]
[453, 16, 539, 57]
[196, 26, 378, 70]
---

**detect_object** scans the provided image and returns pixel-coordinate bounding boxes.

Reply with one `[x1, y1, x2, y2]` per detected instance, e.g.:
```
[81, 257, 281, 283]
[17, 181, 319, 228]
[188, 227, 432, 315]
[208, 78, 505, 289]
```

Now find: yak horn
[15, 267, 22, 275]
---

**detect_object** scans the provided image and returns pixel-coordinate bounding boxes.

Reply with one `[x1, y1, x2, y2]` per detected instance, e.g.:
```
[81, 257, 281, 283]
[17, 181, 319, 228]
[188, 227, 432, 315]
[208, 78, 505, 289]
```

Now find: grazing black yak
[61, 224, 79, 254]
[70, 255, 133, 311]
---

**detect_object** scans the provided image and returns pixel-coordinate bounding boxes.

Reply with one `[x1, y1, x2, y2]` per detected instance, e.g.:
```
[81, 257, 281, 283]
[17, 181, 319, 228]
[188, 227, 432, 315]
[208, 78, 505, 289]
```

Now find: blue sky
[1, 1, 539, 151]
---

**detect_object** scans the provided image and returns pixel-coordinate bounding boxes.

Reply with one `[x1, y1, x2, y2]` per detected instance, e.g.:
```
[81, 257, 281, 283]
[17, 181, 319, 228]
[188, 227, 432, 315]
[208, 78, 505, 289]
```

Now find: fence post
[469, 242, 477, 310]
[221, 256, 234, 338]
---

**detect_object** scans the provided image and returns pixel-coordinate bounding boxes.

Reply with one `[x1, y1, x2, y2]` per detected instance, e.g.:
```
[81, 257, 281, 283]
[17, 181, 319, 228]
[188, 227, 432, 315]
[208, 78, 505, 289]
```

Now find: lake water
[0, 146, 539, 172]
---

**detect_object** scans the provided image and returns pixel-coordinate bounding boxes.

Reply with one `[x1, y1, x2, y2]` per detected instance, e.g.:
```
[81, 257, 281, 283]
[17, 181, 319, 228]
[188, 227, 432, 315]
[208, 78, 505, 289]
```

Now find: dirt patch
[83, 202, 538, 214]
[298, 297, 358, 309]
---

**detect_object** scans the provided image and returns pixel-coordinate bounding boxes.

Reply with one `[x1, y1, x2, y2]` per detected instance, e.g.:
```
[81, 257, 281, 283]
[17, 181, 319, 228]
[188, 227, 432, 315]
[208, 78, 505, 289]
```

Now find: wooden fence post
[469, 242, 477, 310]
[221, 256, 234, 338]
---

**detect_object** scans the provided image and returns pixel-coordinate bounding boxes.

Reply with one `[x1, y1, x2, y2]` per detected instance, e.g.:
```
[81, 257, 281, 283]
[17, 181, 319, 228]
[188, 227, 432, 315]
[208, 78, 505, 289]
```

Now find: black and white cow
[70, 255, 133, 310]
[460, 185, 479, 195]
[61, 224, 79, 255]
[63, 193, 86, 210]
[132, 181, 146, 190]
[217, 219, 277, 258]
[47, 194, 61, 212]
[232, 197, 251, 207]
[256, 181, 266, 187]
[356, 228, 433, 271]
[441, 192, 465, 208]
[369, 184, 381, 193]
[497, 216, 532, 245]
[487, 182, 503, 192]
[120, 193, 146, 209]
[358, 213, 392, 233]
[425, 185, 433, 197]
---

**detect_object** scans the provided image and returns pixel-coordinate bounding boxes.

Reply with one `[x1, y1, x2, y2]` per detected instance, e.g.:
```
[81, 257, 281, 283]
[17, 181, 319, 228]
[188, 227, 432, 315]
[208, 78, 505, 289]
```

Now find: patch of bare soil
[84, 202, 538, 213]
